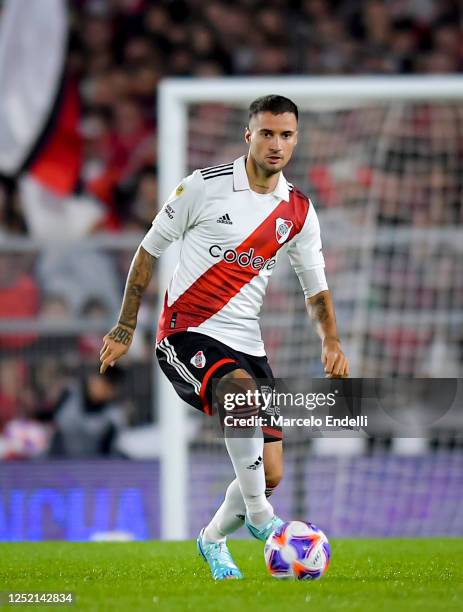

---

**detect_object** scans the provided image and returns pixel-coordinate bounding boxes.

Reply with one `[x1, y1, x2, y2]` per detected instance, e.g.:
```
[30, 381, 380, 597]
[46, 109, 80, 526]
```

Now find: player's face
[245, 112, 298, 175]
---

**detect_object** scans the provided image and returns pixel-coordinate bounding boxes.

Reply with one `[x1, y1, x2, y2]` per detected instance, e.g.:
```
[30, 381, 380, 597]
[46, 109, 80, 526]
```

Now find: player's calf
[264, 440, 283, 497]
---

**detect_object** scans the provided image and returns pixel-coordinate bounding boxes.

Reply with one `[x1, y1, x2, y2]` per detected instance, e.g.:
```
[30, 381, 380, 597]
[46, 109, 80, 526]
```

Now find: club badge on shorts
[275, 218, 293, 244]
[190, 350, 206, 368]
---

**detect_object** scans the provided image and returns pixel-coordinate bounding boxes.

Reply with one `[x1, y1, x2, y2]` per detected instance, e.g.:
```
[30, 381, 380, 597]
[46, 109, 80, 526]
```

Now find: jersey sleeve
[140, 170, 204, 257]
[286, 200, 328, 298]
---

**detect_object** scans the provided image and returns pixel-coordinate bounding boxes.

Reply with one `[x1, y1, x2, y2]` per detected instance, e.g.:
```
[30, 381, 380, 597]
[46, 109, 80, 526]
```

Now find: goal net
[157, 77, 463, 539]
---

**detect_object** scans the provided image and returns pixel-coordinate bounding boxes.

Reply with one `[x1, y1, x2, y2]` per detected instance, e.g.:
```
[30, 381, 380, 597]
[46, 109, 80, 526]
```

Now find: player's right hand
[99, 323, 134, 373]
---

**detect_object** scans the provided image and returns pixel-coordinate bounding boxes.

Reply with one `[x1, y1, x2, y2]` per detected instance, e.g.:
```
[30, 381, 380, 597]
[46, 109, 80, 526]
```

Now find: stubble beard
[257, 156, 286, 177]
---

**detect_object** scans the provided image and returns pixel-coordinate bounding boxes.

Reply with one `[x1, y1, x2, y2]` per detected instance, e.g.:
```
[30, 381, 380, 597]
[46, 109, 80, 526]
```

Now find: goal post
[156, 76, 463, 540]
[157, 85, 189, 541]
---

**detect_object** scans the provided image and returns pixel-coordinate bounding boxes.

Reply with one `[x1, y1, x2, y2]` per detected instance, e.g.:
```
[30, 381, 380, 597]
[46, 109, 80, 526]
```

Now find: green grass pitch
[1, 539, 462, 611]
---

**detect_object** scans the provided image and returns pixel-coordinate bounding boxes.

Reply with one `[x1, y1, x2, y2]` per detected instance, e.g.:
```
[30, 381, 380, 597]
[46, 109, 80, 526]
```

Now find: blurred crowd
[0, 0, 462, 236]
[45, 0, 463, 230]
[0, 241, 157, 459]
[1, 0, 462, 456]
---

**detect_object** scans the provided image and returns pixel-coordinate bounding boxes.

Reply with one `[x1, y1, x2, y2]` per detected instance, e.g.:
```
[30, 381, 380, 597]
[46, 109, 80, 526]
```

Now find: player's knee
[216, 368, 260, 420]
[265, 466, 283, 489]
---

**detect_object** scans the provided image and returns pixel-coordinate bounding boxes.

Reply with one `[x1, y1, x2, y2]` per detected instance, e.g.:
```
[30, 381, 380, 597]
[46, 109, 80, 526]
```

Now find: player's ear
[245, 126, 251, 144]
[294, 129, 298, 146]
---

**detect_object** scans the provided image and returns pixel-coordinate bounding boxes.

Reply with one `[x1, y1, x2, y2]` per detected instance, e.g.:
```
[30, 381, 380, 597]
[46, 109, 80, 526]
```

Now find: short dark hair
[248, 95, 298, 122]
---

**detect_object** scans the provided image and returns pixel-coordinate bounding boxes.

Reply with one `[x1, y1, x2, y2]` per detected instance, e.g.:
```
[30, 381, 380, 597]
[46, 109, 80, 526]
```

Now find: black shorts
[156, 331, 282, 442]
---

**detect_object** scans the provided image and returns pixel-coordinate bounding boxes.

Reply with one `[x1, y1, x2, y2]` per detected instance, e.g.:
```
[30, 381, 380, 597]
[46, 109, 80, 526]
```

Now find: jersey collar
[233, 155, 290, 202]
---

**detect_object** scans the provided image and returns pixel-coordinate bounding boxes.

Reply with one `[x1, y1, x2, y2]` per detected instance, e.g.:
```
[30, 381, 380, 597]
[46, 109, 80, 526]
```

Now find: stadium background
[0, 0, 462, 542]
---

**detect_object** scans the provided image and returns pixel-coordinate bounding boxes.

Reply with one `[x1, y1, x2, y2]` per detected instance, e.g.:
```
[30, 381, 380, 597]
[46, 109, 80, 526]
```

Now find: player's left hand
[321, 337, 349, 378]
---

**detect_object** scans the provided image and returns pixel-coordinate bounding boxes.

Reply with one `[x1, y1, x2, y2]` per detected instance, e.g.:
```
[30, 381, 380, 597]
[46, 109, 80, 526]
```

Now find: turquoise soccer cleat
[245, 514, 284, 542]
[197, 528, 243, 580]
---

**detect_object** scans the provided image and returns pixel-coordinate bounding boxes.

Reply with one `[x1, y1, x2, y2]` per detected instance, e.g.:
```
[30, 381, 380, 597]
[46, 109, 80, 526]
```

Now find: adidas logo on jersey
[190, 350, 206, 368]
[217, 213, 233, 225]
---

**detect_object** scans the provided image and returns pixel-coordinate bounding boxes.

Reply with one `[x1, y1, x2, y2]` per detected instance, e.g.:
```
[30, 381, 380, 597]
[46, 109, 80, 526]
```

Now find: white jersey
[141, 156, 326, 356]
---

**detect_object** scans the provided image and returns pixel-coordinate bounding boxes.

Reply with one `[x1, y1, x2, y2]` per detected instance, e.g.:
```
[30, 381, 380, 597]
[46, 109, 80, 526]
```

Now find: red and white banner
[0, 0, 104, 238]
[0, 0, 68, 177]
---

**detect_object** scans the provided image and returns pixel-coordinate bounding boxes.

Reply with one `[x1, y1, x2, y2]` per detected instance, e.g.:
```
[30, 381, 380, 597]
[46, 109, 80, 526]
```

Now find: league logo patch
[190, 350, 206, 368]
[275, 218, 293, 244]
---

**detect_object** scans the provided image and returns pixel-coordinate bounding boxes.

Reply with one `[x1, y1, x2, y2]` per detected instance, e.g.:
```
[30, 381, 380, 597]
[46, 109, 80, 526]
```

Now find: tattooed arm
[307, 290, 349, 378]
[100, 246, 155, 374]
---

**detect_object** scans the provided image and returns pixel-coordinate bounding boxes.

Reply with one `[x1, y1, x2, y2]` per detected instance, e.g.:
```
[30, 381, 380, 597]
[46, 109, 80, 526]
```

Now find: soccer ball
[264, 520, 331, 580]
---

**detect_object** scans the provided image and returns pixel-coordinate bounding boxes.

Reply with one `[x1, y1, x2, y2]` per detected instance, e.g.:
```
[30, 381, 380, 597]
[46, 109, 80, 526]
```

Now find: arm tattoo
[108, 326, 132, 346]
[118, 246, 155, 329]
[310, 294, 330, 324]
[308, 290, 339, 343]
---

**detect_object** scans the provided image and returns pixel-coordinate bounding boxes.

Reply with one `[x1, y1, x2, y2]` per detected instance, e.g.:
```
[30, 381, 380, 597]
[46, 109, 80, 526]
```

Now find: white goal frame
[156, 75, 463, 540]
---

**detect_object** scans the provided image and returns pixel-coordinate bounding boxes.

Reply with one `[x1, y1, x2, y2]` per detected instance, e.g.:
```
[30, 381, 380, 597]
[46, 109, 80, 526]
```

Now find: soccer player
[100, 95, 349, 580]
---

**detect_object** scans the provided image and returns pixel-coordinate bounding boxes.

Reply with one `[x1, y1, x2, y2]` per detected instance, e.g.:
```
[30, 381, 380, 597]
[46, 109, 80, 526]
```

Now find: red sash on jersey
[157, 190, 310, 343]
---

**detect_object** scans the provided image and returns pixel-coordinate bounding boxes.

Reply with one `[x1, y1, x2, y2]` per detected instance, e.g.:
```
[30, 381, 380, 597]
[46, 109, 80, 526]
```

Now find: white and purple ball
[264, 520, 331, 580]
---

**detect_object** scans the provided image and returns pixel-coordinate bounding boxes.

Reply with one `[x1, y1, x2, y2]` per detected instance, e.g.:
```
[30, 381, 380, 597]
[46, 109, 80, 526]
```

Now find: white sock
[203, 479, 245, 543]
[224, 434, 273, 529]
